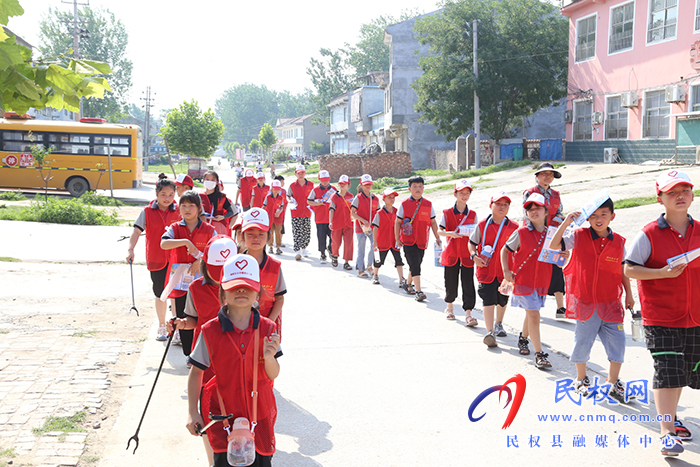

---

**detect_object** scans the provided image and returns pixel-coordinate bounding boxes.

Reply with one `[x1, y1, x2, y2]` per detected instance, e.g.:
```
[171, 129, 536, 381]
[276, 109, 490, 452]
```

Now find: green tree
[0, 0, 113, 114]
[258, 123, 277, 162]
[277, 89, 314, 118]
[159, 100, 224, 160]
[412, 0, 568, 141]
[309, 140, 325, 155]
[38, 6, 133, 121]
[249, 139, 261, 154]
[216, 83, 279, 144]
[306, 48, 355, 126]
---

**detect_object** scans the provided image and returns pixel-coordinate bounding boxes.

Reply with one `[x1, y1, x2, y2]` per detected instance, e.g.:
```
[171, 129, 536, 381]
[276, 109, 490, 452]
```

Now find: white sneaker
[156, 326, 167, 341]
[172, 329, 182, 346]
[302, 248, 309, 257]
[320, 255, 327, 264]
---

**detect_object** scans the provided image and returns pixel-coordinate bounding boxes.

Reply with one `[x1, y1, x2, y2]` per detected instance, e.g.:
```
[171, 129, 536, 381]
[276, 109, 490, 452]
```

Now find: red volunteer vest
[375, 207, 399, 251]
[166, 220, 217, 298]
[563, 228, 625, 322]
[289, 180, 313, 218]
[200, 313, 277, 455]
[310, 184, 336, 224]
[258, 256, 282, 336]
[400, 197, 433, 249]
[511, 226, 552, 296]
[143, 200, 181, 271]
[638, 218, 700, 327]
[252, 184, 270, 209]
[353, 192, 380, 233]
[264, 191, 286, 225]
[474, 216, 517, 284]
[239, 176, 256, 208]
[211, 192, 232, 230]
[330, 192, 354, 230]
[524, 186, 561, 227]
[440, 206, 477, 267]
[198, 193, 212, 218]
[189, 277, 221, 346]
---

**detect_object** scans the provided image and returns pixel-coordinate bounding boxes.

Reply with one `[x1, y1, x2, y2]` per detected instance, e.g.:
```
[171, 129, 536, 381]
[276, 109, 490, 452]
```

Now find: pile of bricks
[319, 152, 413, 180]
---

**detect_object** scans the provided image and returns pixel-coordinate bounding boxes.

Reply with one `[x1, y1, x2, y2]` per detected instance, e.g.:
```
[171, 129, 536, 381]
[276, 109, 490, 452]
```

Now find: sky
[10, 0, 440, 118]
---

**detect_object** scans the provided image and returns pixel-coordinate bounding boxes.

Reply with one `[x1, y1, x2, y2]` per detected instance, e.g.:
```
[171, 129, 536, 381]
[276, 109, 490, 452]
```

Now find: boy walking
[307, 170, 336, 263]
[351, 174, 380, 278]
[624, 170, 700, 457]
[329, 175, 355, 270]
[371, 188, 406, 286]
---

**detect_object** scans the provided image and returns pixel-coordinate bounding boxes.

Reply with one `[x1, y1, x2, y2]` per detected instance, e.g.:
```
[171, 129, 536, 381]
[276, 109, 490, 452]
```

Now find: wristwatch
[470, 253, 477, 260]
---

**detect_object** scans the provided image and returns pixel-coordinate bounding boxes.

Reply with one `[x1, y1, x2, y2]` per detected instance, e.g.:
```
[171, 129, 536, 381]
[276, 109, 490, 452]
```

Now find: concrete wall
[303, 119, 329, 154]
[318, 152, 413, 180]
[565, 140, 696, 164]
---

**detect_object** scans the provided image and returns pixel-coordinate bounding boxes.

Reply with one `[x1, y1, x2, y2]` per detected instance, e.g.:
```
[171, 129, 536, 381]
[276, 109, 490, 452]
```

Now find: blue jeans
[355, 232, 374, 271]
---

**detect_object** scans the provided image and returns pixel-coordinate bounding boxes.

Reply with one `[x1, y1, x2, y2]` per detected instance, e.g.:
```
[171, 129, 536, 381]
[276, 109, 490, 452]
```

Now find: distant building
[275, 114, 329, 158]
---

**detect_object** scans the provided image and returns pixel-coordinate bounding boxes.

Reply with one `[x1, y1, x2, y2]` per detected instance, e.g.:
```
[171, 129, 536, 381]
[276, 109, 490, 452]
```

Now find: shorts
[374, 248, 404, 268]
[403, 244, 425, 277]
[478, 279, 509, 307]
[645, 325, 700, 390]
[150, 266, 168, 298]
[548, 265, 565, 295]
[569, 311, 625, 364]
[510, 291, 546, 311]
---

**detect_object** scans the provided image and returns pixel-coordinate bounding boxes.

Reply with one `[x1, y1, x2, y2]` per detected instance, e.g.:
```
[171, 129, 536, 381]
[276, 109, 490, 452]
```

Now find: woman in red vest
[250, 172, 270, 209]
[126, 173, 181, 341]
[204, 171, 238, 235]
[329, 175, 355, 270]
[186, 254, 281, 467]
[161, 191, 218, 357]
[501, 193, 554, 370]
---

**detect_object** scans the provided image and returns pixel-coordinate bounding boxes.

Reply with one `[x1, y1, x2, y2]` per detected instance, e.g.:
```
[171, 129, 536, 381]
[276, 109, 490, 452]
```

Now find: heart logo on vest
[235, 259, 248, 270]
[220, 249, 230, 259]
[251, 211, 260, 218]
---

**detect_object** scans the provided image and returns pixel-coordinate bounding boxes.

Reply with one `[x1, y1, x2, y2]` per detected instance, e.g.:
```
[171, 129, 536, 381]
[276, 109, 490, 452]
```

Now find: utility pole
[61, 0, 89, 118]
[141, 87, 155, 171]
[473, 19, 481, 169]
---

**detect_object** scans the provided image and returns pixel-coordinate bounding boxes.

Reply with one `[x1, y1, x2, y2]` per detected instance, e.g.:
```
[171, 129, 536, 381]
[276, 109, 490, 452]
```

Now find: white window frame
[690, 84, 700, 112]
[604, 95, 629, 140]
[575, 13, 597, 63]
[642, 88, 671, 139]
[608, 1, 635, 55]
[573, 99, 594, 141]
[646, 0, 678, 46]
[695, 0, 700, 33]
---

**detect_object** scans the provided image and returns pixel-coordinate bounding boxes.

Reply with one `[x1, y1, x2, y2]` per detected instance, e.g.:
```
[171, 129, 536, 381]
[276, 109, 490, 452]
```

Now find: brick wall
[319, 152, 413, 180]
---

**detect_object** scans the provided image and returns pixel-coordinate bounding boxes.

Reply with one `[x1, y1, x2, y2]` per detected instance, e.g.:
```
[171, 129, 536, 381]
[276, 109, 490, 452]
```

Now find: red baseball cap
[175, 174, 194, 187]
[221, 254, 260, 292]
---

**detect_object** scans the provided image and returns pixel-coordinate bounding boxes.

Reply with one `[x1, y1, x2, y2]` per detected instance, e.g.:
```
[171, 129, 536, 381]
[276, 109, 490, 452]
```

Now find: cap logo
[220, 249, 231, 259]
[250, 211, 260, 218]
[668, 170, 678, 177]
[235, 259, 249, 270]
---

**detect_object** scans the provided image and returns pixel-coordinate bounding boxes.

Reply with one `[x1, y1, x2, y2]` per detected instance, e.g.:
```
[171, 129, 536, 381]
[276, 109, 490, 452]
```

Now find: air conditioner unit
[603, 147, 618, 164]
[564, 110, 573, 123]
[665, 85, 686, 103]
[592, 112, 604, 125]
[621, 91, 638, 108]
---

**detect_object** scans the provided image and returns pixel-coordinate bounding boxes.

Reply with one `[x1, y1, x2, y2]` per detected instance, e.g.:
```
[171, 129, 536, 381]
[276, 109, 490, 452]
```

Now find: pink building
[561, 0, 700, 162]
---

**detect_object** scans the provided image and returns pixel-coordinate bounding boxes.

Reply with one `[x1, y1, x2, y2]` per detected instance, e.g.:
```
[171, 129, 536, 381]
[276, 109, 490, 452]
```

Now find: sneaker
[268, 246, 274, 254]
[534, 352, 552, 370]
[372, 275, 380, 284]
[609, 379, 634, 403]
[302, 248, 309, 257]
[275, 248, 283, 255]
[415, 291, 427, 302]
[320, 255, 327, 264]
[295, 252, 302, 261]
[172, 330, 182, 346]
[156, 326, 167, 341]
[556, 307, 566, 319]
[573, 376, 591, 397]
[483, 331, 497, 348]
[494, 322, 507, 337]
[660, 433, 684, 457]
[518, 333, 530, 355]
[399, 277, 407, 289]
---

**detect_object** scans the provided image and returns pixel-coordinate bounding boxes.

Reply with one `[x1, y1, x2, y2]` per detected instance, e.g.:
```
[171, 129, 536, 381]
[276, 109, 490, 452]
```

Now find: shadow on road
[274, 389, 331, 466]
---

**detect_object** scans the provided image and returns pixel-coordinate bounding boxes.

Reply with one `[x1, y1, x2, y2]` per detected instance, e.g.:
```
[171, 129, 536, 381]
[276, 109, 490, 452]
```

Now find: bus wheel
[66, 176, 90, 197]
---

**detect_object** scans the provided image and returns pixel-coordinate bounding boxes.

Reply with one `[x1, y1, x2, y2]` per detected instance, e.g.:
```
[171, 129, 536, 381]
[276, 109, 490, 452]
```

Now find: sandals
[343, 262, 352, 270]
[518, 333, 530, 355]
[445, 308, 456, 320]
[465, 315, 478, 327]
[675, 417, 693, 440]
[415, 291, 427, 302]
[535, 352, 552, 370]
[403, 283, 416, 295]
[331, 256, 338, 267]
[399, 277, 407, 289]
[358, 270, 369, 278]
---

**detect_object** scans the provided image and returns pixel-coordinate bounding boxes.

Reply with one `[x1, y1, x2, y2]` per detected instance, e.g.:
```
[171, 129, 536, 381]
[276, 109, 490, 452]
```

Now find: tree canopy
[258, 123, 277, 160]
[412, 0, 568, 141]
[159, 100, 224, 159]
[0, 0, 113, 114]
[39, 6, 132, 121]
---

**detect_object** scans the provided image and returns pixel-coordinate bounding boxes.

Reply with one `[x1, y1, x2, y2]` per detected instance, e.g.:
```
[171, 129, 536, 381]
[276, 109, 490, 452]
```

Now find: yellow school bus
[0, 115, 142, 196]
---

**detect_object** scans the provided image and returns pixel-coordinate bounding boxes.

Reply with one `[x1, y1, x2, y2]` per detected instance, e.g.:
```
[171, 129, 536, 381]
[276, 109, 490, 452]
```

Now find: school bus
[0, 115, 143, 196]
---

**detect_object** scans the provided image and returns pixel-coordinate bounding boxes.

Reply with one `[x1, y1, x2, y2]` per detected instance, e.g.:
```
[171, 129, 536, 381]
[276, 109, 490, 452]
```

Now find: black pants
[403, 244, 425, 277]
[316, 223, 332, 255]
[173, 295, 193, 356]
[214, 452, 272, 467]
[444, 262, 476, 310]
[150, 266, 168, 298]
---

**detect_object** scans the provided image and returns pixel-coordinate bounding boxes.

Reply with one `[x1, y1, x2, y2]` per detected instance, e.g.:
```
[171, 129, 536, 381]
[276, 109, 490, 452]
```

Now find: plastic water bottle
[434, 242, 443, 267]
[498, 281, 513, 296]
[630, 310, 643, 342]
[227, 418, 256, 466]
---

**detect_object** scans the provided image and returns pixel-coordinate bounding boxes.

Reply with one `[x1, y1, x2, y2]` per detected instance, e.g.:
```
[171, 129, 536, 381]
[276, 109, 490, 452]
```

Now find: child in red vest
[170, 234, 235, 467]
[395, 176, 441, 302]
[236, 169, 257, 212]
[250, 172, 270, 209]
[468, 191, 518, 347]
[241, 208, 287, 338]
[263, 180, 287, 255]
[160, 191, 218, 357]
[204, 171, 238, 235]
[186, 254, 281, 467]
[127, 174, 181, 341]
[351, 174, 380, 278]
[307, 170, 336, 264]
[500, 193, 553, 369]
[371, 188, 405, 286]
[624, 170, 699, 457]
[176, 173, 212, 220]
[438, 179, 478, 322]
[329, 175, 355, 270]
[551, 197, 635, 402]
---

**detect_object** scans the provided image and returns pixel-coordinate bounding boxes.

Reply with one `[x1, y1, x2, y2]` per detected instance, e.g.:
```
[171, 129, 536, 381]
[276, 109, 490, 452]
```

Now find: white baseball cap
[241, 207, 270, 232]
[360, 174, 373, 186]
[656, 170, 693, 195]
[221, 254, 260, 292]
[295, 164, 306, 173]
[490, 191, 511, 204]
[338, 174, 349, 184]
[454, 179, 472, 192]
[255, 172, 265, 179]
[245, 169, 254, 178]
[382, 187, 398, 198]
[524, 192, 546, 208]
[271, 180, 282, 188]
[319, 170, 330, 180]
[202, 236, 237, 283]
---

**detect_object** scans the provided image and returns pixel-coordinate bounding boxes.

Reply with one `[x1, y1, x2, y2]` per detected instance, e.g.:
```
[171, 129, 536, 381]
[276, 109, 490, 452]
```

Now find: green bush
[372, 177, 400, 191]
[79, 191, 123, 206]
[0, 190, 27, 201]
[0, 198, 119, 226]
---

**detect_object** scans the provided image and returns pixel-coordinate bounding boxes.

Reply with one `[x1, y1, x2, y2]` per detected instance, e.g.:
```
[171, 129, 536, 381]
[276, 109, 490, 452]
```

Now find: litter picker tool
[128, 261, 139, 316]
[126, 318, 176, 454]
[195, 413, 234, 436]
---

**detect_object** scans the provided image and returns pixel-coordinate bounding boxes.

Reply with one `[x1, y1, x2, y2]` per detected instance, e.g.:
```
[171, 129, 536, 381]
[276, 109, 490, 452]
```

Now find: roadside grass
[0, 190, 27, 201]
[72, 329, 97, 338]
[280, 162, 319, 176]
[79, 191, 124, 207]
[429, 160, 534, 184]
[0, 198, 119, 226]
[146, 162, 189, 175]
[412, 168, 448, 177]
[32, 411, 87, 436]
[615, 189, 700, 209]
[0, 447, 16, 467]
[82, 455, 100, 463]
[0, 257, 20, 262]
